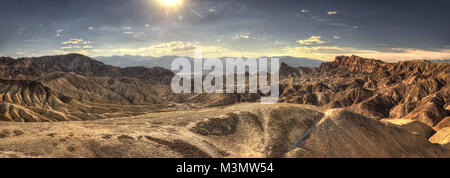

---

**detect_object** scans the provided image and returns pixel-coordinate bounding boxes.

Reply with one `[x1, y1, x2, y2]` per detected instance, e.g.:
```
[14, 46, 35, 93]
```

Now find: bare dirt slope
[0, 103, 447, 158]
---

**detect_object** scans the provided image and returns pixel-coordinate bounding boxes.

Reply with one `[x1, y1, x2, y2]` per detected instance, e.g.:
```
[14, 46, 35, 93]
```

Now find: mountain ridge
[0, 53, 174, 84]
[279, 55, 449, 129]
[95, 55, 325, 69]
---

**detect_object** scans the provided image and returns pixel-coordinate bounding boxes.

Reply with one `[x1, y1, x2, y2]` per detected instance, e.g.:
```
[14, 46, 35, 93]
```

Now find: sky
[0, 0, 449, 61]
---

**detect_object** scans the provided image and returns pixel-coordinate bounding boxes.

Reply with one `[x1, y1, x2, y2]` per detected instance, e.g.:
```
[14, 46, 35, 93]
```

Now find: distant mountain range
[429, 59, 450, 63]
[94, 55, 325, 69]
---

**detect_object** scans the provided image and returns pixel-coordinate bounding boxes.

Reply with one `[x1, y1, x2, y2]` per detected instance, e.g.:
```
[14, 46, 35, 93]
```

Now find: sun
[159, 0, 182, 8]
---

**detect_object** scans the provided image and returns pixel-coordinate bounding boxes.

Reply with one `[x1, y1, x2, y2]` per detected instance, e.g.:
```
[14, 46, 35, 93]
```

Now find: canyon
[0, 54, 448, 158]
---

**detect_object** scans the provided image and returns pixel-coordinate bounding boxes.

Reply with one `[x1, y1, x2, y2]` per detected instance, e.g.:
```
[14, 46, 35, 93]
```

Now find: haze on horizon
[0, 0, 449, 62]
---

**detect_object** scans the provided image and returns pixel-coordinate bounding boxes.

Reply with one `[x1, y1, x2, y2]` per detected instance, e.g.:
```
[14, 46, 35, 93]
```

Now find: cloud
[284, 46, 349, 55]
[124, 31, 135, 34]
[18, 28, 25, 35]
[61, 39, 84, 45]
[52, 49, 89, 55]
[87, 40, 450, 62]
[297, 36, 327, 45]
[90, 41, 233, 57]
[332, 36, 340, 40]
[282, 45, 450, 61]
[56, 29, 63, 37]
[74, 49, 89, 54]
[282, 45, 368, 60]
[88, 26, 94, 30]
[300, 9, 309, 13]
[327, 11, 338, 15]
[61, 45, 92, 49]
[348, 26, 360, 31]
[364, 48, 450, 61]
[58, 39, 93, 55]
[52, 50, 65, 54]
[147, 41, 208, 53]
[310, 16, 356, 30]
[241, 34, 250, 39]
[190, 9, 205, 19]
[61, 45, 81, 49]
[232, 33, 251, 40]
[309, 16, 329, 23]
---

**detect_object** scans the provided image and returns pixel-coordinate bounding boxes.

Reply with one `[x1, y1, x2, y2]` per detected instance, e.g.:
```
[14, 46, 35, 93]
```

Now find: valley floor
[0, 103, 448, 158]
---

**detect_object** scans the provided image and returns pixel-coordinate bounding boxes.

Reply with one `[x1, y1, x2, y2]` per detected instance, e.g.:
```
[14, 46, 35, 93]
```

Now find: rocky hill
[279, 55, 449, 130]
[0, 54, 174, 84]
[0, 54, 177, 122]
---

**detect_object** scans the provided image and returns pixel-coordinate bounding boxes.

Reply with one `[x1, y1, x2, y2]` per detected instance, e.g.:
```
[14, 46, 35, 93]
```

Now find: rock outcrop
[0, 54, 174, 84]
[279, 55, 449, 129]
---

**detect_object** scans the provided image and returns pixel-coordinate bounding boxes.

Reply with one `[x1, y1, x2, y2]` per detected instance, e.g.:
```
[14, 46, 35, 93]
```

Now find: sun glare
[159, 0, 182, 7]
